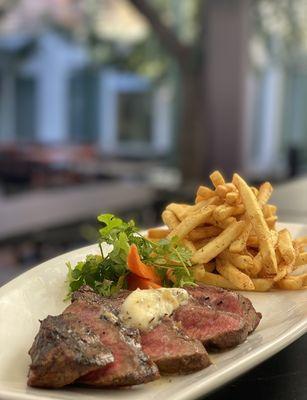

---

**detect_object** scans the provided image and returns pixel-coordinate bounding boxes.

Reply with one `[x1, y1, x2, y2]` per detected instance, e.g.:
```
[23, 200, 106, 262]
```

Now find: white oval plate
[0, 222, 307, 400]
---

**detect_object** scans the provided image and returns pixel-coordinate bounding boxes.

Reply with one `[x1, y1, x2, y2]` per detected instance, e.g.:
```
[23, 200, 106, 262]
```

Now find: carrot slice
[127, 244, 161, 284]
[126, 273, 162, 290]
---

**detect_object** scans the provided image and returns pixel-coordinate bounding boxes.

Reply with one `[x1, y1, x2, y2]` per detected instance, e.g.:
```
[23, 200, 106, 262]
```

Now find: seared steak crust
[27, 313, 114, 388]
[66, 295, 159, 386]
[141, 317, 211, 374]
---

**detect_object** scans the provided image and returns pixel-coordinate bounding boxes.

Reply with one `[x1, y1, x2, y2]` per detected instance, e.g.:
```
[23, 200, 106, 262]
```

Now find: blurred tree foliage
[251, 0, 307, 65]
[78, 0, 206, 180]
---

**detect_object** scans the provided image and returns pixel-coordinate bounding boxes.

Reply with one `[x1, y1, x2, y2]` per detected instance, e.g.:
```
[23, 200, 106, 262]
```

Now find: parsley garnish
[66, 214, 195, 297]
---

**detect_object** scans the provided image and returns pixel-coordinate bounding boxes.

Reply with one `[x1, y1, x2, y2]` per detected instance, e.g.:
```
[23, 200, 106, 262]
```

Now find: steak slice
[72, 287, 212, 375]
[141, 317, 211, 374]
[65, 292, 159, 387]
[27, 313, 114, 388]
[72, 285, 129, 315]
[173, 303, 249, 349]
[186, 285, 262, 333]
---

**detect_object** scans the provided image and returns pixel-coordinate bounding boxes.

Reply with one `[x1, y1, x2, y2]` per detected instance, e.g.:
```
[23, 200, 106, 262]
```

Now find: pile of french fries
[148, 171, 307, 291]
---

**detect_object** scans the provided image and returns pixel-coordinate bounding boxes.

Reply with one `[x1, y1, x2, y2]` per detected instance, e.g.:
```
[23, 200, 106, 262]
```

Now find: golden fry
[229, 222, 252, 253]
[220, 249, 254, 271]
[181, 239, 196, 253]
[162, 210, 180, 229]
[214, 216, 237, 229]
[233, 173, 277, 275]
[183, 196, 220, 218]
[266, 216, 278, 229]
[216, 259, 255, 290]
[270, 229, 279, 248]
[191, 220, 245, 264]
[193, 238, 212, 250]
[188, 225, 222, 241]
[246, 235, 259, 248]
[191, 263, 216, 280]
[263, 204, 277, 218]
[225, 191, 239, 205]
[212, 204, 244, 222]
[275, 274, 307, 290]
[166, 203, 191, 221]
[252, 278, 274, 292]
[195, 195, 206, 203]
[257, 182, 273, 207]
[213, 205, 234, 221]
[194, 270, 238, 290]
[295, 252, 307, 266]
[249, 252, 263, 277]
[251, 187, 259, 197]
[210, 170, 225, 188]
[147, 227, 170, 239]
[294, 237, 307, 246]
[277, 229, 296, 264]
[215, 184, 230, 199]
[196, 186, 215, 200]
[168, 205, 215, 240]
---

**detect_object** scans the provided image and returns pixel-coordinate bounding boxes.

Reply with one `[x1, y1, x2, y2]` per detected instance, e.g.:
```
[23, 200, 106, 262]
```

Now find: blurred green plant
[251, 0, 307, 65]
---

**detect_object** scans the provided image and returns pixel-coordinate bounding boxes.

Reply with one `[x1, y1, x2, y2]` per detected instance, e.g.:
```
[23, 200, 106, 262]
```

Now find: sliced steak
[72, 287, 212, 375]
[65, 292, 159, 386]
[141, 317, 211, 374]
[27, 313, 114, 388]
[186, 285, 262, 333]
[72, 285, 129, 315]
[173, 303, 249, 349]
[98, 290, 130, 315]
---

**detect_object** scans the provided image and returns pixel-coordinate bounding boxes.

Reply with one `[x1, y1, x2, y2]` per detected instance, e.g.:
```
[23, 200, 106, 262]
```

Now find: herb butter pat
[119, 288, 189, 330]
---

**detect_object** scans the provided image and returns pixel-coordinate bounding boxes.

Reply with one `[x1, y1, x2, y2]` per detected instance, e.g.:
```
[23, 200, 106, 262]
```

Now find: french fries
[216, 259, 255, 290]
[158, 170, 307, 291]
[191, 220, 245, 264]
[168, 206, 215, 240]
[233, 173, 277, 275]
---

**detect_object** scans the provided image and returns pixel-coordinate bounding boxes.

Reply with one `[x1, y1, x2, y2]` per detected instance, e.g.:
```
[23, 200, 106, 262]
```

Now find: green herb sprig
[66, 214, 195, 297]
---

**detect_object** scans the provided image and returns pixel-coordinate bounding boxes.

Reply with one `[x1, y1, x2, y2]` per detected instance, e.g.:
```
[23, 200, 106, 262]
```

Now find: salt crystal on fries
[159, 170, 307, 291]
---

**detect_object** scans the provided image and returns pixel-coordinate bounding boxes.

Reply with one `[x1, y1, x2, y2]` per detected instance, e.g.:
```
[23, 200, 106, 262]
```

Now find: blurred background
[0, 0, 307, 285]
